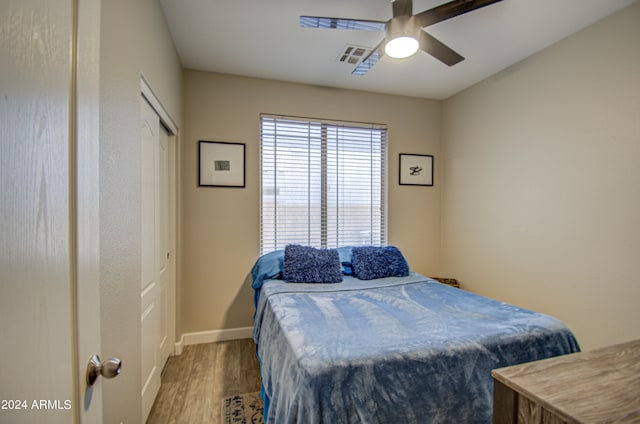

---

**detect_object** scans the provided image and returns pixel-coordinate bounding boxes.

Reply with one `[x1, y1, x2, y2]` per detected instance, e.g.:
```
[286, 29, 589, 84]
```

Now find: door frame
[141, 76, 178, 137]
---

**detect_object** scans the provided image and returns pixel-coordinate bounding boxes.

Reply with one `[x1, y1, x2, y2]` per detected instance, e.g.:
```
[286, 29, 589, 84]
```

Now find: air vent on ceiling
[336, 45, 371, 65]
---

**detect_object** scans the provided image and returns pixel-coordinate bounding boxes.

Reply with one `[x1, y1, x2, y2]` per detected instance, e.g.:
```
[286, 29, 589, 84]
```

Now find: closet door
[140, 88, 177, 422]
[157, 123, 172, 369]
[140, 98, 162, 421]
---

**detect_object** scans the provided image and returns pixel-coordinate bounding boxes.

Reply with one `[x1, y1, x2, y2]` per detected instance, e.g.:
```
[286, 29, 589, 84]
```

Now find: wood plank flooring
[146, 338, 261, 424]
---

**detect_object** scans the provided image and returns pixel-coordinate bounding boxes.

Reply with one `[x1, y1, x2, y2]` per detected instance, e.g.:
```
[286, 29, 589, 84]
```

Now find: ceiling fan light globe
[385, 36, 419, 59]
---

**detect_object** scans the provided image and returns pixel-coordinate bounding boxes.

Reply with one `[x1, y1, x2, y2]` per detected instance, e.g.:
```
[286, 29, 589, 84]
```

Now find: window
[260, 115, 387, 254]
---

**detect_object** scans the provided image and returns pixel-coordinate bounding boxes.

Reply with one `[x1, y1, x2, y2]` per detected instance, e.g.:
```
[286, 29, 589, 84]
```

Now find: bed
[251, 246, 580, 424]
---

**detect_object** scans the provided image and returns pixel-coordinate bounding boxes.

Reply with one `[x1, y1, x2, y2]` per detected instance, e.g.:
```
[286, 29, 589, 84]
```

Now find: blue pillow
[250, 249, 284, 289]
[341, 261, 354, 275]
[283, 245, 343, 283]
[351, 246, 410, 280]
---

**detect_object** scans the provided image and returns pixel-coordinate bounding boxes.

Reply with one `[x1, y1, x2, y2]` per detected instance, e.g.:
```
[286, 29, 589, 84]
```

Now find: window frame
[259, 114, 388, 255]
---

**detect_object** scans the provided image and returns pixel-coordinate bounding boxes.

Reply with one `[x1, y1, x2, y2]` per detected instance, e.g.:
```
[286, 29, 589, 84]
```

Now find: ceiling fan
[300, 0, 504, 75]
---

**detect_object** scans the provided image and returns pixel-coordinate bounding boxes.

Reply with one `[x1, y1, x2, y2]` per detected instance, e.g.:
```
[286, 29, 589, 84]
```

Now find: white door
[158, 125, 173, 368]
[76, 0, 106, 422]
[140, 96, 175, 421]
[0, 0, 104, 423]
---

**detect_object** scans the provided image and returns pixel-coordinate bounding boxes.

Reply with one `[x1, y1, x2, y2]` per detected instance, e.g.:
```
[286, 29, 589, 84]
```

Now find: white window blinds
[260, 115, 387, 254]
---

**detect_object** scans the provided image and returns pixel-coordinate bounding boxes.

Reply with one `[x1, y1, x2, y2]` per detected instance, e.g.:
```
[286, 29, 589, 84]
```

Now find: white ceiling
[160, 0, 636, 100]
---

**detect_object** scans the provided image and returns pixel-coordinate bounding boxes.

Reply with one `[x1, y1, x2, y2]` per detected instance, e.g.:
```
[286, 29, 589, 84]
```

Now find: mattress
[252, 272, 580, 423]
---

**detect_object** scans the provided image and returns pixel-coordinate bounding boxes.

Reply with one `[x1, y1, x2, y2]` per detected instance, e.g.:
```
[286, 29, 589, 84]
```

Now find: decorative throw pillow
[283, 244, 343, 283]
[250, 249, 284, 289]
[351, 246, 410, 280]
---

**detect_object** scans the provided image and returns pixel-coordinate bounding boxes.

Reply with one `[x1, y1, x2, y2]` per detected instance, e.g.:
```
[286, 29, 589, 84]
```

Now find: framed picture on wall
[399, 153, 434, 186]
[198, 140, 246, 187]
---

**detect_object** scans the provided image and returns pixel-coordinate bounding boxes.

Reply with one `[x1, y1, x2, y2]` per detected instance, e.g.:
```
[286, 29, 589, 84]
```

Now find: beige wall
[181, 71, 442, 334]
[99, 0, 182, 422]
[442, 2, 640, 351]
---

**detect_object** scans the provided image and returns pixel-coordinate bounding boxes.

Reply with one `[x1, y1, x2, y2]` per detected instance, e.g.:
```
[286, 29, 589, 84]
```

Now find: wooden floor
[146, 338, 261, 424]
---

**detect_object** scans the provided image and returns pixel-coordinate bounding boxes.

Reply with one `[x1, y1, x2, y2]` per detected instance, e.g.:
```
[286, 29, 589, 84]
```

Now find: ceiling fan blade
[392, 0, 413, 18]
[414, 0, 504, 28]
[419, 30, 464, 66]
[300, 16, 386, 31]
[352, 41, 385, 76]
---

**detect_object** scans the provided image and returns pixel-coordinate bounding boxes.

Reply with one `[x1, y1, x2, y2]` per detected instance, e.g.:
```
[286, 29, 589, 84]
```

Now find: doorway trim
[141, 76, 178, 135]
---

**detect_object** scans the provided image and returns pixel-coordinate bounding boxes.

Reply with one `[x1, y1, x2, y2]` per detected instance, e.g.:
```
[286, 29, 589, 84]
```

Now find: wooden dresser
[492, 338, 640, 423]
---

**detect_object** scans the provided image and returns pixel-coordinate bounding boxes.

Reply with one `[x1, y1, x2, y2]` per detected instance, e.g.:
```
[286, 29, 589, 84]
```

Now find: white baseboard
[174, 335, 184, 356]
[177, 326, 254, 349]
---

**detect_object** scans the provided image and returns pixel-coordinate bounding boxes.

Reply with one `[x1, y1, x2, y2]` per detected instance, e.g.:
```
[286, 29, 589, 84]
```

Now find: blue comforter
[253, 273, 579, 423]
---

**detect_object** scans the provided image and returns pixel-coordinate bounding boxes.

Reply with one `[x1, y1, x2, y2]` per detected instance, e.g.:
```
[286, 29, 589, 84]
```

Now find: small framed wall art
[198, 140, 246, 188]
[399, 153, 434, 186]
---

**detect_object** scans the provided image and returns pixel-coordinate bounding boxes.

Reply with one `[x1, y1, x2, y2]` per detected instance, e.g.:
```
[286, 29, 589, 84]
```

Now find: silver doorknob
[86, 354, 122, 387]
